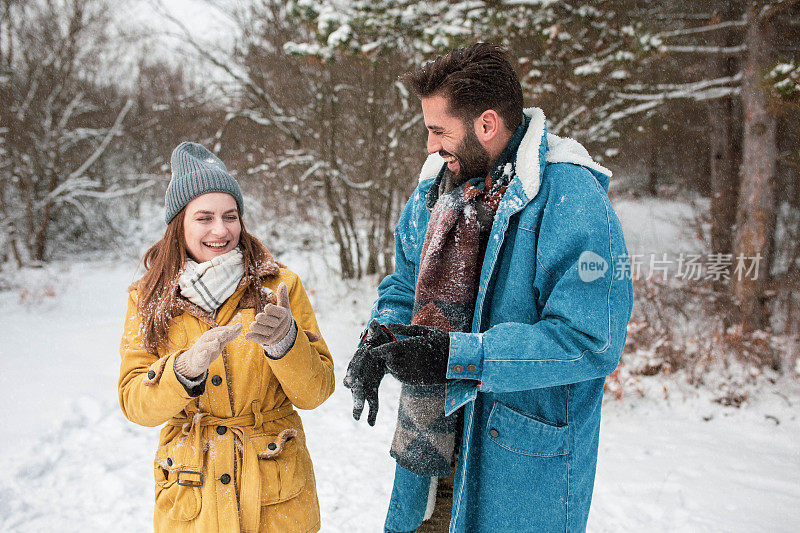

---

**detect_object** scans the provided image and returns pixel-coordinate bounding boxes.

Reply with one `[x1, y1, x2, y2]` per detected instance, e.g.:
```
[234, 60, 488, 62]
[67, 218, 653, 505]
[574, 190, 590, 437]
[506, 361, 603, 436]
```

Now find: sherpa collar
[418, 107, 612, 201]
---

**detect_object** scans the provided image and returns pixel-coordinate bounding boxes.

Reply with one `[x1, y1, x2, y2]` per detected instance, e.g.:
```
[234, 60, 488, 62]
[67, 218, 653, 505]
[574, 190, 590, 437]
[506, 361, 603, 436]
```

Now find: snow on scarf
[178, 248, 245, 313]
[390, 117, 528, 476]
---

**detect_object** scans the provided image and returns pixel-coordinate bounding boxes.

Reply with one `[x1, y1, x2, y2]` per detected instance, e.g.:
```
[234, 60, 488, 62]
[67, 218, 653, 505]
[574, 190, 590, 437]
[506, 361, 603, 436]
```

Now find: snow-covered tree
[628, 0, 800, 331]
[0, 0, 142, 263]
[153, 0, 799, 321]
[160, 0, 427, 278]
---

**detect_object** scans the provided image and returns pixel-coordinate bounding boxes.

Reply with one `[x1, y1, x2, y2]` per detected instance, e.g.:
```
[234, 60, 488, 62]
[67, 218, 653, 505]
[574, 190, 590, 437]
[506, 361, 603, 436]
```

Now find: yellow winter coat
[118, 259, 334, 533]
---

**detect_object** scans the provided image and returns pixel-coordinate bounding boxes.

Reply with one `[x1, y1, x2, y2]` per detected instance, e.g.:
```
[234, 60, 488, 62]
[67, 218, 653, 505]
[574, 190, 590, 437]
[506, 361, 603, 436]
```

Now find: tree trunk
[707, 96, 740, 256]
[34, 203, 51, 262]
[647, 125, 658, 196]
[322, 175, 355, 279]
[706, 3, 741, 258]
[732, 6, 777, 332]
[0, 173, 23, 267]
[380, 189, 397, 278]
[341, 186, 363, 279]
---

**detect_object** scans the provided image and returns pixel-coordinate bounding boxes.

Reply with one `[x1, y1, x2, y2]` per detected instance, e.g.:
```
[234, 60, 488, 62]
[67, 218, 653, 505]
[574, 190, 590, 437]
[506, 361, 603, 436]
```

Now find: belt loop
[251, 399, 263, 428]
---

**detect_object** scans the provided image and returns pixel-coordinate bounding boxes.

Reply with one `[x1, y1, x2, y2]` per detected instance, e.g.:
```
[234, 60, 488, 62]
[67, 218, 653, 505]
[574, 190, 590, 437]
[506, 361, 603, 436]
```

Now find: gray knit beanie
[165, 142, 244, 224]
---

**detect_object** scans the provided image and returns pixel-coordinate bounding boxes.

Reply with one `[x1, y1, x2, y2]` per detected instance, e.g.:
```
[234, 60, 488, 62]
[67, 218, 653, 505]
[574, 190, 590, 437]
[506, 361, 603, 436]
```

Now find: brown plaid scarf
[390, 118, 527, 476]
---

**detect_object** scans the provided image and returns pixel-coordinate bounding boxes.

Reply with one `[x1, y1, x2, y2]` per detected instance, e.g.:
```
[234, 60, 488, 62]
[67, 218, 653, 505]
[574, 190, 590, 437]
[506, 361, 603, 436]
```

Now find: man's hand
[175, 323, 242, 379]
[245, 282, 293, 346]
[343, 320, 395, 426]
[372, 324, 450, 385]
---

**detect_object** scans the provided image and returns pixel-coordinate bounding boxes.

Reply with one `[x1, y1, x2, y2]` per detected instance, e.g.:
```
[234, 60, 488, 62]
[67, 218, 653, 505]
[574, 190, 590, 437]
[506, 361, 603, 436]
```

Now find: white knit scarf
[178, 248, 245, 313]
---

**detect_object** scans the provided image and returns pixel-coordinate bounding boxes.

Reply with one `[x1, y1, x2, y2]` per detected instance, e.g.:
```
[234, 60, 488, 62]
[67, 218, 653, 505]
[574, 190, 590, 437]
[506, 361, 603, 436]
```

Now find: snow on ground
[1, 256, 797, 532]
[0, 196, 798, 532]
[591, 389, 800, 532]
[613, 196, 707, 258]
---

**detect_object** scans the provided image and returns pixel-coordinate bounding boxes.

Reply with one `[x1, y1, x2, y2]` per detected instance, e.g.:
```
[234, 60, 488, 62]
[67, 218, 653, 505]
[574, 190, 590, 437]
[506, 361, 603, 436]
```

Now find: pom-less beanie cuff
[165, 142, 244, 224]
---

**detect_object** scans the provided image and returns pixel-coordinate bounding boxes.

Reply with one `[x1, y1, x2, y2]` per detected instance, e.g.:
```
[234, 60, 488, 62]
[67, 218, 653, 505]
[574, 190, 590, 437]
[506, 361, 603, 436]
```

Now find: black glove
[343, 320, 395, 426]
[372, 324, 450, 385]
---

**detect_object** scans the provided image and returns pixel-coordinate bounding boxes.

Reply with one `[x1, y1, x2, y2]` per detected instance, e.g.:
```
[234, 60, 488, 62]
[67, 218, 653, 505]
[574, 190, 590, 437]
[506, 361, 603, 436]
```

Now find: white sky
[114, 0, 237, 59]
[105, 0, 240, 86]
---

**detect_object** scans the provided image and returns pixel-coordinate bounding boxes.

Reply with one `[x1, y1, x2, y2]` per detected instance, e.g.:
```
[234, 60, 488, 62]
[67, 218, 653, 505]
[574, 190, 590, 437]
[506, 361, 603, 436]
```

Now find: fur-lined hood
[418, 107, 612, 200]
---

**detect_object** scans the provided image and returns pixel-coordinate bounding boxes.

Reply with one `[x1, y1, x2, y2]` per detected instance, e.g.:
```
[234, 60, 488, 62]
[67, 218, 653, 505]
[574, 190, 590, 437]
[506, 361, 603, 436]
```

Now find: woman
[118, 141, 334, 532]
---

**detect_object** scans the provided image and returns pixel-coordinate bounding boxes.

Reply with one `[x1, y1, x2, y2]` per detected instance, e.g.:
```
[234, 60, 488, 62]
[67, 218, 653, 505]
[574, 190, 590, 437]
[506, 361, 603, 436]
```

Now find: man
[345, 43, 633, 532]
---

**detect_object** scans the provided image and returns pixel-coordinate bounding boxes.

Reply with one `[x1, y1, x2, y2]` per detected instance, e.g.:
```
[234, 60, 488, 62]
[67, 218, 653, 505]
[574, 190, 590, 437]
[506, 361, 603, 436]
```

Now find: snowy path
[0, 260, 798, 532]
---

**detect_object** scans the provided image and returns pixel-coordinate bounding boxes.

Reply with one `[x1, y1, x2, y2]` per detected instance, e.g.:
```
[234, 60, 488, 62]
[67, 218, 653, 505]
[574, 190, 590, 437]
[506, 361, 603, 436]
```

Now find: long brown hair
[136, 207, 270, 353]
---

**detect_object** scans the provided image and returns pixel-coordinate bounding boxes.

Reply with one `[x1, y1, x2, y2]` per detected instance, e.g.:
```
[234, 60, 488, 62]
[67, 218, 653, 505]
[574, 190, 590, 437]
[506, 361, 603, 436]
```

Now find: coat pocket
[486, 401, 569, 457]
[250, 431, 308, 505]
[153, 438, 202, 522]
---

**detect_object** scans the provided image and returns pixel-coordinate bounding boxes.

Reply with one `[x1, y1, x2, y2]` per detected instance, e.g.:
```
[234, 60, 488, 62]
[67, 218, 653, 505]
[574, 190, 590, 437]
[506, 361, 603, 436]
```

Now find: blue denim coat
[370, 108, 633, 532]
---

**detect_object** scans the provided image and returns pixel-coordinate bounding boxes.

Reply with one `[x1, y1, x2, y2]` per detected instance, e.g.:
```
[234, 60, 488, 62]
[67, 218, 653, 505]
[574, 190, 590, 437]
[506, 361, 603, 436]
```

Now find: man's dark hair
[402, 43, 524, 131]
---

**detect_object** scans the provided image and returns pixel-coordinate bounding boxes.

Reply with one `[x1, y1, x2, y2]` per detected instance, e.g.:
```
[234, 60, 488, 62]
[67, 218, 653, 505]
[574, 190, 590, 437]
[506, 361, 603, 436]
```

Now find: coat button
[268, 442, 277, 451]
[220, 473, 231, 485]
[454, 364, 463, 373]
[216, 426, 227, 435]
[147, 370, 155, 379]
[489, 428, 499, 438]
[211, 375, 222, 386]
[166, 457, 173, 466]
[467, 364, 477, 373]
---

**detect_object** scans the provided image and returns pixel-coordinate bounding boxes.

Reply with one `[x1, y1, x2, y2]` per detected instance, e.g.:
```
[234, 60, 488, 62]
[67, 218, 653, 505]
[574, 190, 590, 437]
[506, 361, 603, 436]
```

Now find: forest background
[2, 0, 800, 401]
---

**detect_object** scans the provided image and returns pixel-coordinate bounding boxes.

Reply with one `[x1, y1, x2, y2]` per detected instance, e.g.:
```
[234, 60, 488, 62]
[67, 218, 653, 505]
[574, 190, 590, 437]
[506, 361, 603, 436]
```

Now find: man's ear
[474, 109, 502, 142]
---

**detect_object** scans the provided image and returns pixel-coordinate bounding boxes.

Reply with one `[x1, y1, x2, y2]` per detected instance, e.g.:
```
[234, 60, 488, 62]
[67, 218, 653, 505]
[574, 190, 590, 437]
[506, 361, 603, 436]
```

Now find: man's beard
[442, 128, 491, 185]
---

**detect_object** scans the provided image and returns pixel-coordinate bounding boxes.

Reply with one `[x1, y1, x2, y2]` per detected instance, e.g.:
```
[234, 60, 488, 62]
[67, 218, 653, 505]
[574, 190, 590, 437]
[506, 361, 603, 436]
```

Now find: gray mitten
[175, 323, 242, 378]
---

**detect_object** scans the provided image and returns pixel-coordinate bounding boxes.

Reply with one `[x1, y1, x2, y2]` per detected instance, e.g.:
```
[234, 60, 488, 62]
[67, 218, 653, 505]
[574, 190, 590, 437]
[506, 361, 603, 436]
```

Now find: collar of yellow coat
[129, 241, 283, 327]
[176, 255, 282, 326]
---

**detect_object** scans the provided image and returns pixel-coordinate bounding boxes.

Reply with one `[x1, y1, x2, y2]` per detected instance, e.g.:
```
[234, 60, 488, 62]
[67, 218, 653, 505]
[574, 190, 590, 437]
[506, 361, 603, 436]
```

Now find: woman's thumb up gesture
[245, 282, 293, 347]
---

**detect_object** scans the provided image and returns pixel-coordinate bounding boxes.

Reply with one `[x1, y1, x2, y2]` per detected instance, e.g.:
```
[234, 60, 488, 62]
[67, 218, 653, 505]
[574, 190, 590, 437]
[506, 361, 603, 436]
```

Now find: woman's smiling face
[182, 192, 241, 263]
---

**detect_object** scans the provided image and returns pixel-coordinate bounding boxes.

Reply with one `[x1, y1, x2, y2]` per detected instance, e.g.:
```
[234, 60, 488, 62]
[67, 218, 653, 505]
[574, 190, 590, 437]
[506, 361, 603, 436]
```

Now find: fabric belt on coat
[166, 401, 296, 533]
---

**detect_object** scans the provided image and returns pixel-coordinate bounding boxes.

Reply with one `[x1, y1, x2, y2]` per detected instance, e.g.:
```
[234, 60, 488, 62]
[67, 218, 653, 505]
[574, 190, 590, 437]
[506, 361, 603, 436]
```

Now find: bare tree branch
[550, 105, 588, 135]
[154, 4, 302, 143]
[660, 44, 746, 54]
[653, 18, 746, 39]
[623, 74, 742, 93]
[760, 0, 800, 21]
[66, 98, 132, 182]
[585, 79, 742, 140]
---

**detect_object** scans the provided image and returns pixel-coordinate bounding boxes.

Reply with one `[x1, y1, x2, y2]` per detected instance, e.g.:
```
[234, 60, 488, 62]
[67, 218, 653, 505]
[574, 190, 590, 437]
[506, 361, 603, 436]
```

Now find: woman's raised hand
[174, 323, 243, 379]
[245, 282, 293, 346]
